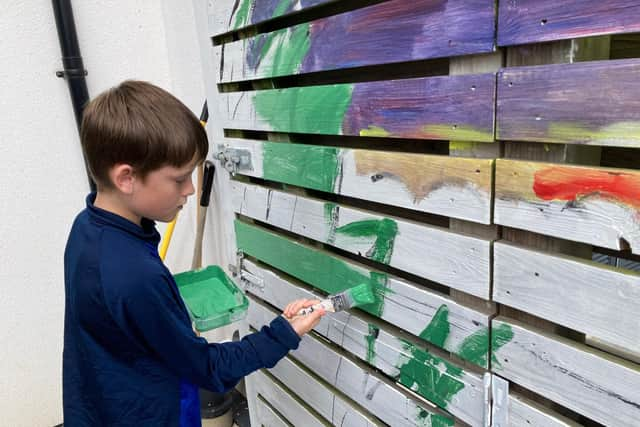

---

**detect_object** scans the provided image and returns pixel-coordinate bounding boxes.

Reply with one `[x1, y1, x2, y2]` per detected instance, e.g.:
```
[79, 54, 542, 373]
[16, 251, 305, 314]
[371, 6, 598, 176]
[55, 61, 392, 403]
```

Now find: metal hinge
[228, 251, 265, 292]
[228, 251, 244, 277]
[215, 145, 252, 175]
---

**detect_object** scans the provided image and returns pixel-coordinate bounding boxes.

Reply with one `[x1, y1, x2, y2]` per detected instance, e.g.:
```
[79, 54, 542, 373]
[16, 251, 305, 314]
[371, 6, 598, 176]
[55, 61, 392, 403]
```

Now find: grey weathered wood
[232, 181, 492, 297]
[255, 394, 292, 427]
[492, 317, 640, 426]
[249, 370, 340, 427]
[248, 297, 454, 427]
[507, 393, 580, 427]
[494, 242, 640, 354]
[240, 259, 486, 426]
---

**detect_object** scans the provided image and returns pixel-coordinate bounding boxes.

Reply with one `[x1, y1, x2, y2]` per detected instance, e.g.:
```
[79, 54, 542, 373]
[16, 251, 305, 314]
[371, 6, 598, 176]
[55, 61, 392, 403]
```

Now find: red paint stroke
[533, 166, 640, 210]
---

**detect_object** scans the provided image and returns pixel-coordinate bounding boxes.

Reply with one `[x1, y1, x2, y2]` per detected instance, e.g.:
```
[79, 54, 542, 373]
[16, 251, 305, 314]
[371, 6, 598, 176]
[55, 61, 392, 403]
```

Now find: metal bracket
[228, 251, 244, 277]
[490, 374, 509, 427]
[215, 145, 252, 175]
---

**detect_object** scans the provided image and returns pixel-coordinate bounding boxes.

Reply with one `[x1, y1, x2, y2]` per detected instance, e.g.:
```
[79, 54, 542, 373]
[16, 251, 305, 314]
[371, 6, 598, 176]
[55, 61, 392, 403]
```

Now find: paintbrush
[296, 283, 375, 316]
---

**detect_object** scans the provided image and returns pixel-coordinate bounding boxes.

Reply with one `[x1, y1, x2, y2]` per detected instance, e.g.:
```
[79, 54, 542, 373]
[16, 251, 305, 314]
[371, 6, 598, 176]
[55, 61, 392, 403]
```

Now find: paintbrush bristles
[341, 283, 376, 308]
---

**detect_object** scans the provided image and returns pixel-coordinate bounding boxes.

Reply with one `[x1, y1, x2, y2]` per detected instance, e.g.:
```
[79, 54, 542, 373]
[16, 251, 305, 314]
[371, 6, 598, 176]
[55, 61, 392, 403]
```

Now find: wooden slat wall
[197, 0, 640, 425]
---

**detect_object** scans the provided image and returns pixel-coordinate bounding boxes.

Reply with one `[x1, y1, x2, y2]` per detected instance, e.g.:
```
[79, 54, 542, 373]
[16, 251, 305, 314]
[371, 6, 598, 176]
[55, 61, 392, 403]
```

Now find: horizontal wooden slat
[241, 259, 486, 426]
[495, 242, 640, 354]
[226, 139, 494, 224]
[498, 0, 640, 46]
[508, 393, 580, 427]
[497, 59, 640, 147]
[232, 181, 491, 295]
[495, 159, 640, 254]
[492, 317, 640, 426]
[251, 366, 377, 427]
[236, 221, 493, 367]
[209, 0, 336, 36]
[217, 0, 495, 82]
[248, 298, 455, 426]
[223, 73, 496, 142]
[254, 395, 292, 427]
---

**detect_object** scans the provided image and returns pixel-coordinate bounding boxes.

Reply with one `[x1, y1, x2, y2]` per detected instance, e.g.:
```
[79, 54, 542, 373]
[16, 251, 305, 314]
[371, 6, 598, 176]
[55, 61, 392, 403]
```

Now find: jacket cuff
[269, 315, 301, 350]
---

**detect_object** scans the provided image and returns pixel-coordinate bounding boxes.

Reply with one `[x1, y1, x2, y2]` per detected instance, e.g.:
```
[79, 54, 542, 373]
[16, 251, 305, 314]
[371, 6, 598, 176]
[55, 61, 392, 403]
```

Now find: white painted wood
[239, 259, 486, 426]
[494, 242, 640, 354]
[247, 298, 454, 427]
[221, 138, 493, 224]
[232, 181, 492, 297]
[249, 371, 330, 427]
[493, 317, 640, 426]
[255, 395, 291, 427]
[508, 393, 580, 427]
[241, 255, 493, 366]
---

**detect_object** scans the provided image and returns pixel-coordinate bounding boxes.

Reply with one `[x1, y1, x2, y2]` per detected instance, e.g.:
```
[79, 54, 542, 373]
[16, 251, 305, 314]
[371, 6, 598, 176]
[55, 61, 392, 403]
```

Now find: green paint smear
[457, 322, 514, 368]
[262, 143, 340, 193]
[547, 121, 640, 146]
[422, 124, 494, 142]
[365, 324, 379, 365]
[418, 305, 450, 349]
[232, 0, 252, 29]
[334, 218, 399, 264]
[347, 283, 376, 306]
[235, 220, 387, 316]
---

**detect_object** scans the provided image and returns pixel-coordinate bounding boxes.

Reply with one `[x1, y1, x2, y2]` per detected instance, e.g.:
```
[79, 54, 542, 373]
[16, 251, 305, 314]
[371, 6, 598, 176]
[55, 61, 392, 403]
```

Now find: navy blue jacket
[63, 194, 300, 426]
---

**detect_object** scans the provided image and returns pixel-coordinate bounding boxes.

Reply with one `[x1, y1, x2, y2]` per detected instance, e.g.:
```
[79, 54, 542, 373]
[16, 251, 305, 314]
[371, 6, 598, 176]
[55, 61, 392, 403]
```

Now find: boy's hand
[282, 299, 326, 337]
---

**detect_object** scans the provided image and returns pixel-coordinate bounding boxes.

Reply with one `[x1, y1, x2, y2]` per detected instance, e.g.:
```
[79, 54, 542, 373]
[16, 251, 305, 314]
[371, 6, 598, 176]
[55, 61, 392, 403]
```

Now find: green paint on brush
[334, 218, 399, 264]
[234, 220, 387, 317]
[263, 143, 340, 192]
[345, 282, 375, 306]
[457, 322, 514, 368]
[231, 0, 252, 29]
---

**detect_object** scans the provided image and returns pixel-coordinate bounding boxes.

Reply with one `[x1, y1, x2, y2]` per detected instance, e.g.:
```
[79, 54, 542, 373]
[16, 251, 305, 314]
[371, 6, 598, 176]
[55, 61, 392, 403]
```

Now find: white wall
[0, 1, 213, 425]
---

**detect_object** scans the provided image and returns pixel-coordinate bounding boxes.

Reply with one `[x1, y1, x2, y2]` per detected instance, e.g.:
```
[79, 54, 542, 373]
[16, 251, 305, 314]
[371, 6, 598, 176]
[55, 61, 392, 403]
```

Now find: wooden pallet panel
[254, 395, 293, 427]
[226, 139, 494, 224]
[494, 242, 640, 354]
[498, 0, 640, 46]
[222, 73, 496, 142]
[497, 59, 640, 147]
[248, 298, 455, 427]
[217, 0, 495, 82]
[232, 181, 492, 295]
[241, 259, 487, 426]
[507, 393, 580, 427]
[209, 0, 336, 36]
[495, 159, 640, 254]
[492, 317, 640, 426]
[251, 366, 378, 427]
[236, 221, 493, 367]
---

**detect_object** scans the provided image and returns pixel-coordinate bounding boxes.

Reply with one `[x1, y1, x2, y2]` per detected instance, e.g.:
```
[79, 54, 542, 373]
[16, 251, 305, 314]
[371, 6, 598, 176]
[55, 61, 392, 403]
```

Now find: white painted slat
[239, 259, 486, 426]
[249, 370, 330, 427]
[223, 138, 493, 224]
[240, 252, 493, 367]
[248, 298, 455, 427]
[507, 393, 580, 427]
[255, 395, 291, 427]
[494, 242, 640, 354]
[232, 181, 492, 298]
[492, 317, 640, 426]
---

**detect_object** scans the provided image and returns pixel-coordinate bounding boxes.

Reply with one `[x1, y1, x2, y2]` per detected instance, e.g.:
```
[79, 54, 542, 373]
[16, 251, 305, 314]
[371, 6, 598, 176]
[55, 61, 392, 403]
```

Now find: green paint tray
[174, 265, 248, 332]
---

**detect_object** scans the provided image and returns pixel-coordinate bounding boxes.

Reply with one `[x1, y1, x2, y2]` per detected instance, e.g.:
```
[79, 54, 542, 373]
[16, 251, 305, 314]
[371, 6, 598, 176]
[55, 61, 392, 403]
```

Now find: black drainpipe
[53, 0, 96, 192]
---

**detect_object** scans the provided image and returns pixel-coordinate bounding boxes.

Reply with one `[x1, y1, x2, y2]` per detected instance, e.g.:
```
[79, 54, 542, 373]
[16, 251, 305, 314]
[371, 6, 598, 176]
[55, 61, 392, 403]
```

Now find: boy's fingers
[284, 299, 306, 318]
[301, 299, 321, 308]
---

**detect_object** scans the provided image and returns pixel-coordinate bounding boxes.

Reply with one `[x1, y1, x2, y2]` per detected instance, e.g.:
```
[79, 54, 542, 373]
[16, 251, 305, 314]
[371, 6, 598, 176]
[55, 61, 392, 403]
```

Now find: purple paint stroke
[301, 0, 495, 73]
[343, 73, 495, 139]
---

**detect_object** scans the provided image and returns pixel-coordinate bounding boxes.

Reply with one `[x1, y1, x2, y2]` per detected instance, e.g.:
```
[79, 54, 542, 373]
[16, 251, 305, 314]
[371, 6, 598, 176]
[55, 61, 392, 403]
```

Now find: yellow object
[159, 214, 178, 261]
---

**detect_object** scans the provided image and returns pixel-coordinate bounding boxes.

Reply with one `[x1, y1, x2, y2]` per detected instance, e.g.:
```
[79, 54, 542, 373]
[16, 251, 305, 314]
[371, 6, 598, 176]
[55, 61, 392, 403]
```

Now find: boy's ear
[109, 164, 136, 194]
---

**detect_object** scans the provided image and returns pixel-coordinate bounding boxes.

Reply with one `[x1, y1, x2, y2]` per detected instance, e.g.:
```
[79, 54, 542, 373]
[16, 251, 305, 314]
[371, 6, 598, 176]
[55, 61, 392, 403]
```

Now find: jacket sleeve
[106, 269, 300, 392]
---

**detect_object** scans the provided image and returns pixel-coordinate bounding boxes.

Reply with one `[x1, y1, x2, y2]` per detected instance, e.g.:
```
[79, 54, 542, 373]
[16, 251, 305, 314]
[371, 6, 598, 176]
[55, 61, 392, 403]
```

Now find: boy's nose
[185, 178, 195, 196]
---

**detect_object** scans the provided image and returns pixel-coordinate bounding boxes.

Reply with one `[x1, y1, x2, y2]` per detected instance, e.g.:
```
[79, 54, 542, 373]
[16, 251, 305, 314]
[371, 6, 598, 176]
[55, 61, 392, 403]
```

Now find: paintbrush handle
[296, 299, 335, 316]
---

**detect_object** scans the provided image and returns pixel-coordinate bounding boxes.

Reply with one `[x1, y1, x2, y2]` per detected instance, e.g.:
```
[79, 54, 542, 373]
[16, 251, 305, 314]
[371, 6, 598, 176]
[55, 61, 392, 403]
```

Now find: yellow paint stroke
[359, 126, 391, 138]
[422, 124, 494, 142]
[354, 150, 491, 203]
[547, 122, 640, 147]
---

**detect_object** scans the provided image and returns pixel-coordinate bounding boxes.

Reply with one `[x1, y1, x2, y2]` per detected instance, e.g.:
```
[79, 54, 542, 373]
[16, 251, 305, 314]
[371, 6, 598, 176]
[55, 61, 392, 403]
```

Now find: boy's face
[129, 159, 198, 223]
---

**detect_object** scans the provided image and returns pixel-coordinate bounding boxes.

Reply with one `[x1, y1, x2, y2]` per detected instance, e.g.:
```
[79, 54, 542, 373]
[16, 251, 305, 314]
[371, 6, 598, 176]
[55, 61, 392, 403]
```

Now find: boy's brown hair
[81, 80, 208, 190]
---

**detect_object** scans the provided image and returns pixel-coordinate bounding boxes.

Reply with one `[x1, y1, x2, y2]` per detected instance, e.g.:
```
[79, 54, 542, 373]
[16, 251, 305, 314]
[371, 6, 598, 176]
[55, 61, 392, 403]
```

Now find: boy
[63, 80, 325, 426]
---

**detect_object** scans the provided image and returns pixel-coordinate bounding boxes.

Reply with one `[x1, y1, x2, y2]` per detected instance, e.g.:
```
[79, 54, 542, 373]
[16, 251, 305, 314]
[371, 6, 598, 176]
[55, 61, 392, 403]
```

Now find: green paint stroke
[262, 143, 340, 192]
[365, 324, 379, 365]
[334, 218, 399, 264]
[234, 220, 388, 316]
[457, 322, 514, 368]
[231, 0, 252, 29]
[419, 305, 451, 349]
[417, 409, 455, 427]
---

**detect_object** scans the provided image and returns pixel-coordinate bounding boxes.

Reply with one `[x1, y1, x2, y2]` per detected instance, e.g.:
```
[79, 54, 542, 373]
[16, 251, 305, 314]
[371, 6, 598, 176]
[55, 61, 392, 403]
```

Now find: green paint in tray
[174, 265, 248, 332]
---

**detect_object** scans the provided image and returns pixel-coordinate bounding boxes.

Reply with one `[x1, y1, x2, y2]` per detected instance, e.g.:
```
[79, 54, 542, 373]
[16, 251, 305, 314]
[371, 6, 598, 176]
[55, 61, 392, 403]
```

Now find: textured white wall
[0, 1, 210, 425]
